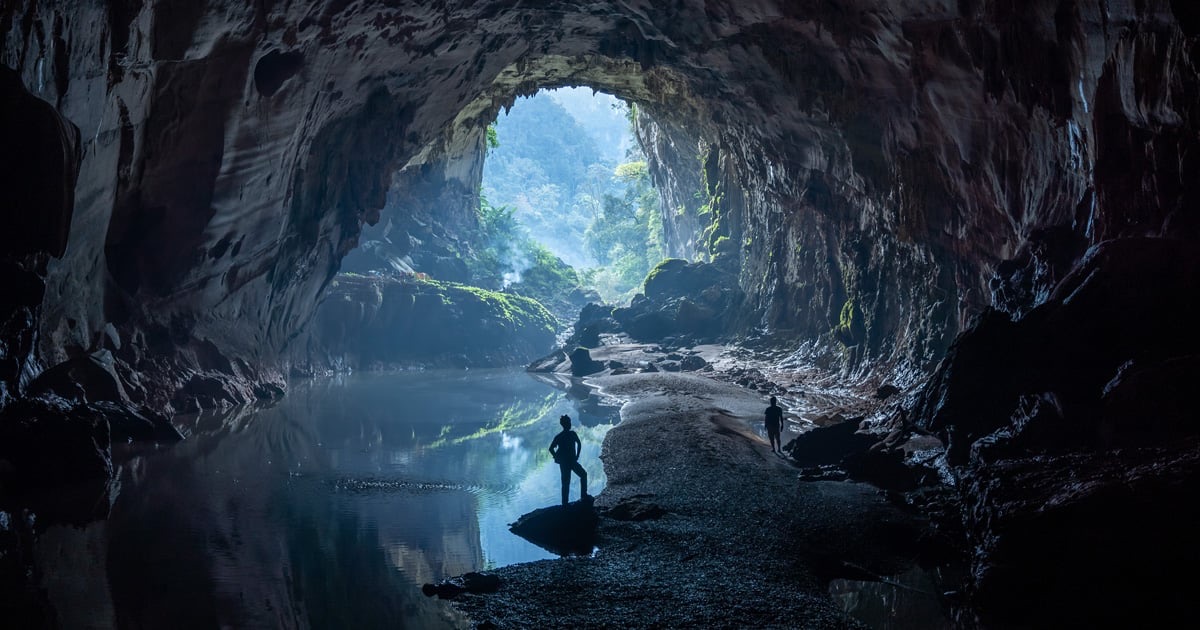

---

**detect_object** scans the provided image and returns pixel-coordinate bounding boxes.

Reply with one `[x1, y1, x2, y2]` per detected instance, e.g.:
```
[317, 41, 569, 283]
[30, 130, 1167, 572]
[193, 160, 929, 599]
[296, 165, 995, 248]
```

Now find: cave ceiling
[2, 0, 1197, 408]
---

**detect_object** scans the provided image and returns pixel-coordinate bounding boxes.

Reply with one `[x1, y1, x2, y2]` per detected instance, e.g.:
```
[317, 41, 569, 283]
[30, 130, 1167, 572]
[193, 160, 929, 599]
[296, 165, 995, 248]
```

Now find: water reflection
[829, 565, 956, 630]
[34, 369, 618, 629]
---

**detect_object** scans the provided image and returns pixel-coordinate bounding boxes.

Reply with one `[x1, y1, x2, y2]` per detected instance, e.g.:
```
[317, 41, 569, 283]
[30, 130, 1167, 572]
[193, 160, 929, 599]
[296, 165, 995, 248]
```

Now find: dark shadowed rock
[422, 572, 502, 599]
[527, 349, 567, 373]
[782, 417, 872, 467]
[610, 260, 744, 343]
[841, 449, 919, 492]
[679, 355, 708, 371]
[568, 347, 605, 377]
[27, 350, 128, 404]
[571, 303, 618, 348]
[85, 401, 183, 443]
[875, 384, 900, 400]
[963, 444, 1200, 628]
[509, 497, 598, 556]
[909, 239, 1200, 626]
[0, 397, 111, 489]
[1100, 355, 1200, 448]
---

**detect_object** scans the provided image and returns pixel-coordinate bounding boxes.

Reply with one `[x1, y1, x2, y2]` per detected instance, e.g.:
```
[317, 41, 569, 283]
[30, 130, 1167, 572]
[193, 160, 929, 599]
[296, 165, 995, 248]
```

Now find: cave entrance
[478, 87, 666, 309]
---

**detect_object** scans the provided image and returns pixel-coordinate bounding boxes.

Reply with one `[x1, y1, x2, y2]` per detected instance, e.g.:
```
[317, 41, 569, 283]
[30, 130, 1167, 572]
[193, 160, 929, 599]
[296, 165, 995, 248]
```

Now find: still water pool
[33, 369, 618, 628]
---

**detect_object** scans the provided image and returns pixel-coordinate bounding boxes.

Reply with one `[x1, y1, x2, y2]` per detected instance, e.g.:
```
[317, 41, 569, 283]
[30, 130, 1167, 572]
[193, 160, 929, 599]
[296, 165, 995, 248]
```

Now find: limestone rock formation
[2, 0, 1197, 404]
[291, 273, 557, 372]
[2, 1, 1200, 623]
[611, 258, 745, 344]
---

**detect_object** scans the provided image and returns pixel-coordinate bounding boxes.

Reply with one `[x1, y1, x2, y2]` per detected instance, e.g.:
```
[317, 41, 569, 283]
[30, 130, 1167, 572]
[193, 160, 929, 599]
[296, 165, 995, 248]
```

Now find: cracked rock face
[2, 2, 1198, 405]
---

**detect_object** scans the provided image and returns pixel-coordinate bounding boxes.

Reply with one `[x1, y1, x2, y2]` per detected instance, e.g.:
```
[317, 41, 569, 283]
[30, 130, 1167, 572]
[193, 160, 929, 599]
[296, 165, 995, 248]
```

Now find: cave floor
[449, 372, 945, 629]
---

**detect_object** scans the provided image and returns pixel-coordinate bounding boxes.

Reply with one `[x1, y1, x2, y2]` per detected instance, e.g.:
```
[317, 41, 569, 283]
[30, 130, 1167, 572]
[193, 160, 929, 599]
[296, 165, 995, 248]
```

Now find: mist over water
[32, 369, 617, 628]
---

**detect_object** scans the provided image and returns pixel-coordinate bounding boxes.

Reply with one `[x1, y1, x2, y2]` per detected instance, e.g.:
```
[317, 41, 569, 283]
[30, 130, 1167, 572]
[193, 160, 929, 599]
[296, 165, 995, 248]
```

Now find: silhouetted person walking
[765, 396, 784, 453]
[549, 414, 588, 505]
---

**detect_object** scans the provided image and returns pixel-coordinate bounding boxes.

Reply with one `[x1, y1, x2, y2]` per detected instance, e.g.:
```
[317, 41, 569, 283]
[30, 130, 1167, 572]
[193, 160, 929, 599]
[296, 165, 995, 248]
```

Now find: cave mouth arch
[324, 56, 712, 310]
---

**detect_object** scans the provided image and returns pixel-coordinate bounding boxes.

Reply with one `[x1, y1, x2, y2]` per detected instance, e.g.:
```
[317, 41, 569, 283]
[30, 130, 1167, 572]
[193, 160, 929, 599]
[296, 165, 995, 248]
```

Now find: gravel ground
[449, 373, 930, 629]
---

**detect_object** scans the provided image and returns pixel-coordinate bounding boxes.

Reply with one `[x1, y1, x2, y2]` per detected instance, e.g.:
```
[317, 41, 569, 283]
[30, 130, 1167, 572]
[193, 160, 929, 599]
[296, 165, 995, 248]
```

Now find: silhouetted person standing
[549, 414, 588, 505]
[765, 396, 784, 453]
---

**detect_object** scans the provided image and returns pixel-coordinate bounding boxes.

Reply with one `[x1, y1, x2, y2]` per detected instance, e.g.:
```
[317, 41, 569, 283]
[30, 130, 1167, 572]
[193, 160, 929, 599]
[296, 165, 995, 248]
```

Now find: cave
[2, 1, 1198, 628]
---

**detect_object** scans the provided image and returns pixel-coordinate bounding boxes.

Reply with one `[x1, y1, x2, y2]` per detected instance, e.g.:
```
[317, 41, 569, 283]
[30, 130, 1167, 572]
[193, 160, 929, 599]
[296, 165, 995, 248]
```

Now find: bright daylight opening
[477, 88, 665, 312]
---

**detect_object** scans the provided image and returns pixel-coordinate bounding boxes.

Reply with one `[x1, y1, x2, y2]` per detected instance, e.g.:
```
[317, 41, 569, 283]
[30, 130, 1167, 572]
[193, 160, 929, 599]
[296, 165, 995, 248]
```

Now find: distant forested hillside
[481, 89, 666, 305]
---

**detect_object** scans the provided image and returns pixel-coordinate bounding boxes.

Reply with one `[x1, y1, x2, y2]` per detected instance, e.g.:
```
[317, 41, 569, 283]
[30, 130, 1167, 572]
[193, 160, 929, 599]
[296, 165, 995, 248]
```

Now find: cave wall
[2, 1, 1198, 409]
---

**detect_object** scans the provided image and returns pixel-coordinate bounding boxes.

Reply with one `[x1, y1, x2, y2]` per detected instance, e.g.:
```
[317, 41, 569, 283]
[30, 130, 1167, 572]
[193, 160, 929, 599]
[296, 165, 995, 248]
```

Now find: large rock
[26, 350, 128, 404]
[915, 238, 1200, 464]
[509, 498, 599, 556]
[783, 417, 873, 467]
[910, 238, 1200, 625]
[611, 260, 744, 343]
[567, 347, 605, 377]
[0, 397, 111, 489]
[292, 274, 558, 371]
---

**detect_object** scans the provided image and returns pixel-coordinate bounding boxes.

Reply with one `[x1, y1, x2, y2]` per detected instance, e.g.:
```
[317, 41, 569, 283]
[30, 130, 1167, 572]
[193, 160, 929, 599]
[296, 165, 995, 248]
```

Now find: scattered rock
[602, 497, 668, 521]
[421, 572, 502, 600]
[782, 417, 872, 466]
[797, 466, 848, 482]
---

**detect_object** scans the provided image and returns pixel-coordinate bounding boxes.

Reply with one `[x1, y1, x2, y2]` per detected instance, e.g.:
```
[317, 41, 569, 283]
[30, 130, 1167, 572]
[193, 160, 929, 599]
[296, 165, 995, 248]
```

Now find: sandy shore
[449, 373, 931, 628]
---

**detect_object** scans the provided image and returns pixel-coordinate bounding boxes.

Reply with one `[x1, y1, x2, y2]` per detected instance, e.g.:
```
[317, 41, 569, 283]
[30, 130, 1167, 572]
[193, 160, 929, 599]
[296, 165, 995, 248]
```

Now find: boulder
[782, 417, 872, 466]
[568, 347, 605, 377]
[0, 397, 112, 489]
[679, 355, 708, 371]
[571, 302, 618, 348]
[421, 571, 502, 599]
[874, 384, 900, 400]
[914, 238, 1200, 464]
[509, 497, 598, 556]
[85, 401, 183, 443]
[609, 260, 744, 343]
[26, 350, 128, 404]
[527, 349, 567, 373]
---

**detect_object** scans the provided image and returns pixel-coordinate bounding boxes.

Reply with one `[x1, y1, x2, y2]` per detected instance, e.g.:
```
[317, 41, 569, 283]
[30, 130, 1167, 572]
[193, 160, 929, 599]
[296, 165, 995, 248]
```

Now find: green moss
[643, 258, 687, 290]
[712, 235, 734, 254]
[833, 298, 866, 347]
[417, 278, 557, 336]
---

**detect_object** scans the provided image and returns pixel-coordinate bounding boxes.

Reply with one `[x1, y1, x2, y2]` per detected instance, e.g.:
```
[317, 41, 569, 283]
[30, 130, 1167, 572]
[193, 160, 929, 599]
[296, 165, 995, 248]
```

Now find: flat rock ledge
[448, 373, 935, 629]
